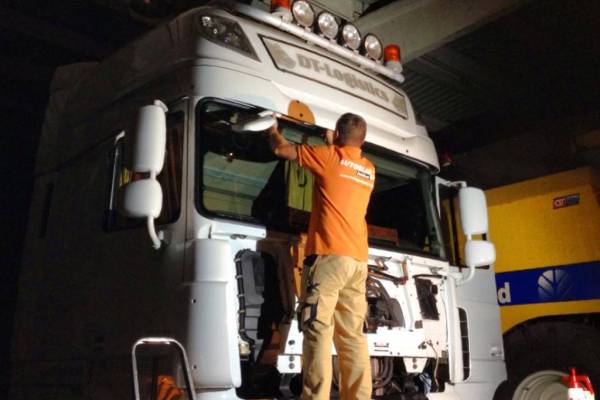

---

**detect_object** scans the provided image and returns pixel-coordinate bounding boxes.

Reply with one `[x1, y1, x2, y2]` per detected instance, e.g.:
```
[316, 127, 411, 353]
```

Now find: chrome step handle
[131, 337, 197, 400]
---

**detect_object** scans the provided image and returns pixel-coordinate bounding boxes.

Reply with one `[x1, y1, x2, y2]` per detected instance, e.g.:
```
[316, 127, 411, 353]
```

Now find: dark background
[1, 0, 599, 396]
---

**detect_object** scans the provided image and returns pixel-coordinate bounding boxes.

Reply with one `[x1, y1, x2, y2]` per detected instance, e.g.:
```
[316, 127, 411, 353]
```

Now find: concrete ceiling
[357, 0, 527, 62]
[360, 0, 600, 188]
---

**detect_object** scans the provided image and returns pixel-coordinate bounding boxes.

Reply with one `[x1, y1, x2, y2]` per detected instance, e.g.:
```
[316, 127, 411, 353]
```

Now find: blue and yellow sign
[496, 261, 600, 306]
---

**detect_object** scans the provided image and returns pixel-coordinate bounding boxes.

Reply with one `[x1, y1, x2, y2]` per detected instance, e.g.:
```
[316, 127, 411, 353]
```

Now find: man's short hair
[336, 113, 367, 141]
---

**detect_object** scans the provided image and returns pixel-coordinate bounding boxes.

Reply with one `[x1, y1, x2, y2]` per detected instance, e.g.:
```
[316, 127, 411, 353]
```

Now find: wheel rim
[513, 370, 567, 400]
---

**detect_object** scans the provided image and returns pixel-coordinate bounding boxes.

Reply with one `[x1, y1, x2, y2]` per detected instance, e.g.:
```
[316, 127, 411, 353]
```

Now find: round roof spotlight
[341, 24, 361, 51]
[292, 1, 315, 28]
[363, 33, 383, 60]
[317, 12, 339, 40]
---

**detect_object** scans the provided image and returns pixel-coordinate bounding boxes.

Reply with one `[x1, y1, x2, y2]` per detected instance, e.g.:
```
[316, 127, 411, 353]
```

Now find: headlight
[198, 15, 256, 58]
[317, 12, 338, 40]
[363, 34, 383, 60]
[341, 24, 361, 51]
[292, 0, 315, 28]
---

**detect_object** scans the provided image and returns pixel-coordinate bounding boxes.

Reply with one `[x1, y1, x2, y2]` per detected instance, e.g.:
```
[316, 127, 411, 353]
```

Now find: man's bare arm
[267, 124, 298, 160]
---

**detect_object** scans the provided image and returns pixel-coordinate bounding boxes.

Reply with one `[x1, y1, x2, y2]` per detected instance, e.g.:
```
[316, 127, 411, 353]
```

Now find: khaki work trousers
[300, 255, 372, 400]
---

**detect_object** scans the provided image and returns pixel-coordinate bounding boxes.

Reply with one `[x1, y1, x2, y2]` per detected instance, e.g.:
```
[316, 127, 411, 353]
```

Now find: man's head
[331, 113, 367, 147]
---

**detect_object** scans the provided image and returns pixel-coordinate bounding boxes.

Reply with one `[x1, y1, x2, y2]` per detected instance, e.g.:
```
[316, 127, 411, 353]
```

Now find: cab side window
[438, 185, 461, 266]
[106, 111, 184, 229]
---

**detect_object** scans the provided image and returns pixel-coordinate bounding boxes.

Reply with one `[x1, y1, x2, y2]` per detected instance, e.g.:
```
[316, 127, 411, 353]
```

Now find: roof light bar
[234, 3, 404, 83]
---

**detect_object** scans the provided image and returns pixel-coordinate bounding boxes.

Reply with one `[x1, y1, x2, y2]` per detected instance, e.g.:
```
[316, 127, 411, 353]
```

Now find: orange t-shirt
[297, 144, 375, 261]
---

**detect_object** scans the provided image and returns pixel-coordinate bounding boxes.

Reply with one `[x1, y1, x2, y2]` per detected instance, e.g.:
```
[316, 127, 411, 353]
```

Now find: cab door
[435, 177, 506, 399]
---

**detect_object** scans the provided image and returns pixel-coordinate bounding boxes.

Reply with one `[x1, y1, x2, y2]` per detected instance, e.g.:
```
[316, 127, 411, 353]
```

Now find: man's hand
[323, 129, 335, 145]
[266, 122, 279, 137]
[267, 122, 298, 161]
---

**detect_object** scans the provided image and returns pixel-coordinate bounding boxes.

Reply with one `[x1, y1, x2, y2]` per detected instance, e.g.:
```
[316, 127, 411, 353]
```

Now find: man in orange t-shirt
[267, 113, 375, 400]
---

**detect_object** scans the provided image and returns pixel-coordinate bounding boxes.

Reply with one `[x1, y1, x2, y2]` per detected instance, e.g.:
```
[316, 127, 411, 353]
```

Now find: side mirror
[231, 111, 278, 132]
[126, 101, 168, 175]
[458, 187, 488, 237]
[464, 240, 496, 268]
[120, 180, 163, 219]
[119, 100, 168, 249]
[456, 186, 495, 286]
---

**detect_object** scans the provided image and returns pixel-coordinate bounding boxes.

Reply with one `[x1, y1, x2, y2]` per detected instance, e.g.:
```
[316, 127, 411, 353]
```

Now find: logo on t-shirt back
[340, 159, 374, 180]
[339, 159, 374, 188]
[356, 170, 371, 180]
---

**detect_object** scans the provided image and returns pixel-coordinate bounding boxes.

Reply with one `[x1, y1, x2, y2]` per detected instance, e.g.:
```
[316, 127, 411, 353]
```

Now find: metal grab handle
[131, 337, 197, 400]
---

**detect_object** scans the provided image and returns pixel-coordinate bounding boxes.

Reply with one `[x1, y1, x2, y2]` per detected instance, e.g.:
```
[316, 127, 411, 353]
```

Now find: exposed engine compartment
[233, 244, 451, 399]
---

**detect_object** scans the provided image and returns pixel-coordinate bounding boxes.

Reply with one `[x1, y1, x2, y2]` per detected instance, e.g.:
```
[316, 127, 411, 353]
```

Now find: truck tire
[496, 321, 600, 400]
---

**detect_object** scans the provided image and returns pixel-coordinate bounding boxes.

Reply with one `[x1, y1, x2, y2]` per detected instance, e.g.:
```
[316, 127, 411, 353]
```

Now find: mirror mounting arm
[146, 170, 163, 250]
[147, 217, 162, 249]
[456, 233, 474, 287]
[449, 180, 467, 188]
[456, 263, 476, 286]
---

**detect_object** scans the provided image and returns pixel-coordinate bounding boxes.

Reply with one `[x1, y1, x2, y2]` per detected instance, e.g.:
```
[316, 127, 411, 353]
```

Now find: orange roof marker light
[384, 44, 402, 73]
[271, 0, 292, 22]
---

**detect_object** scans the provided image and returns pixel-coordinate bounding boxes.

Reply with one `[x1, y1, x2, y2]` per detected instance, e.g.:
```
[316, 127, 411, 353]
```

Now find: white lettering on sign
[263, 37, 408, 118]
[297, 54, 389, 102]
[553, 193, 580, 209]
[497, 281, 512, 305]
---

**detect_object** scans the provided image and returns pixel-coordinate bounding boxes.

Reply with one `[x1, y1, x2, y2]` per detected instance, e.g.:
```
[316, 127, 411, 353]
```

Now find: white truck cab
[11, 2, 505, 400]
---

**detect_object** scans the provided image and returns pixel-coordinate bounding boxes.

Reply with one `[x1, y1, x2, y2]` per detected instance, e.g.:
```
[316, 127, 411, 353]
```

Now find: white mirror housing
[459, 187, 489, 237]
[457, 240, 496, 286]
[120, 179, 163, 219]
[464, 240, 496, 268]
[232, 112, 277, 133]
[127, 100, 168, 174]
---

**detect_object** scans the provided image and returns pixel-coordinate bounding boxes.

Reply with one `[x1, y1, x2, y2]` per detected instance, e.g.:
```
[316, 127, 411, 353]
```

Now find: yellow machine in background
[489, 166, 600, 331]
[487, 166, 600, 398]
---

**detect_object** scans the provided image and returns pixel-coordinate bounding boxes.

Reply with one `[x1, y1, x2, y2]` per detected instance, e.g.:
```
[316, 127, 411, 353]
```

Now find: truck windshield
[196, 100, 443, 257]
